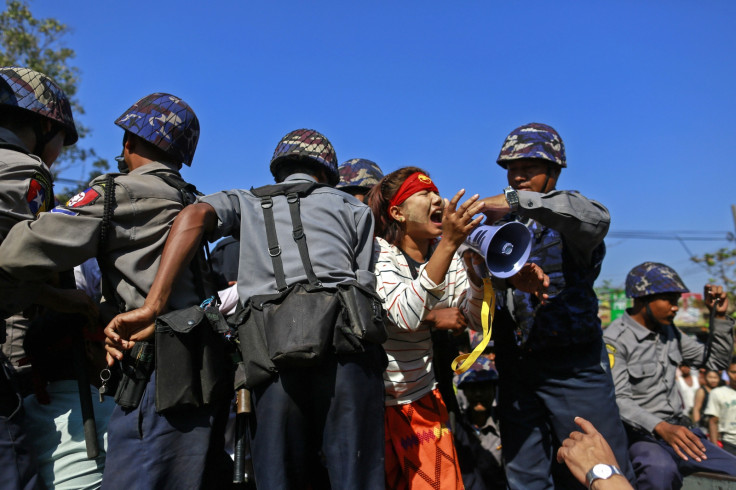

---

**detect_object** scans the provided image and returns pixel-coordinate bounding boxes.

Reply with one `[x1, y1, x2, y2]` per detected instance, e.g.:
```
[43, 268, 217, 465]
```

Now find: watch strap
[503, 186, 519, 211]
[586, 464, 622, 489]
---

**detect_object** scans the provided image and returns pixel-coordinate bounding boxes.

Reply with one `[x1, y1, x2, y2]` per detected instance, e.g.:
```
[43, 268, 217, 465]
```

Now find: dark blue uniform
[493, 189, 635, 489]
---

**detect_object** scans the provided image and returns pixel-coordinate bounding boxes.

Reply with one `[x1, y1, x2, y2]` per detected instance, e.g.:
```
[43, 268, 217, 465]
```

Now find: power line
[608, 230, 732, 242]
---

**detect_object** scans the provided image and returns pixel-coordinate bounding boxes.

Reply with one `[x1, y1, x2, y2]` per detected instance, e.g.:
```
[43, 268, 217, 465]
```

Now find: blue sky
[30, 0, 736, 291]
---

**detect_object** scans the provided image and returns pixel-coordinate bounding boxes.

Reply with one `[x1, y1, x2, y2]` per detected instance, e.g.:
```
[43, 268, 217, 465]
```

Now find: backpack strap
[99, 170, 213, 312]
[259, 194, 288, 292]
[251, 181, 325, 291]
[149, 170, 202, 205]
[286, 191, 321, 287]
[99, 174, 117, 249]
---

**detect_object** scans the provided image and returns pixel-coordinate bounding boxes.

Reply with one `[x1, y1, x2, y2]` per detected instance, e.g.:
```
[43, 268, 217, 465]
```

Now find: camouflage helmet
[337, 158, 384, 191]
[114, 93, 199, 166]
[497, 122, 566, 169]
[625, 262, 689, 299]
[0, 66, 78, 145]
[456, 356, 499, 387]
[270, 128, 338, 186]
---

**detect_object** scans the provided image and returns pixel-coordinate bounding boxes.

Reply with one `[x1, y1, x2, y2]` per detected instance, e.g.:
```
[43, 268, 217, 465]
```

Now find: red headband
[388, 172, 439, 212]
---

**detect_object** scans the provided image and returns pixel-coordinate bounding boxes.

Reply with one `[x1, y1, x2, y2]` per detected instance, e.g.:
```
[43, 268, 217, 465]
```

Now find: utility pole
[731, 205, 736, 241]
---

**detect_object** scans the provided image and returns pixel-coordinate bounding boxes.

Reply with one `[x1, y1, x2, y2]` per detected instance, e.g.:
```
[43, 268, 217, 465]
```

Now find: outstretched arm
[481, 190, 610, 265]
[104, 202, 217, 363]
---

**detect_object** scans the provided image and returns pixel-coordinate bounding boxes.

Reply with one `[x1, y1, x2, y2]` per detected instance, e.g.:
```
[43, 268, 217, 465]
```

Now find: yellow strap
[451, 277, 495, 374]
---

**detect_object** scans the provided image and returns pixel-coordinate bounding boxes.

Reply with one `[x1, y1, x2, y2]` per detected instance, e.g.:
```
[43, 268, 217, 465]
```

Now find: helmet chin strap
[541, 164, 555, 193]
[541, 173, 551, 193]
[645, 302, 671, 329]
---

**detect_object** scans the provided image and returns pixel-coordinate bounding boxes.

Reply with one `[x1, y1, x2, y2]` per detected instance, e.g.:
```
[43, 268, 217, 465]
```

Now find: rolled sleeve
[705, 317, 735, 371]
[199, 191, 242, 241]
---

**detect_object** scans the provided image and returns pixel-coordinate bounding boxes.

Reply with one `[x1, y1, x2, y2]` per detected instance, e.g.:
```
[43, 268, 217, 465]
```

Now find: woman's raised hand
[442, 189, 485, 249]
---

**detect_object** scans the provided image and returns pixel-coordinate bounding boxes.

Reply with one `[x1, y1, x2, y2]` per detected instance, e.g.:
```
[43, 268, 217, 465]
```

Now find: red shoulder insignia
[67, 187, 101, 208]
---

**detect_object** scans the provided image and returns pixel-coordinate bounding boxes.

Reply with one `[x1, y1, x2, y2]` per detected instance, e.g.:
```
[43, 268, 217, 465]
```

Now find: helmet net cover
[270, 129, 338, 185]
[625, 261, 690, 298]
[0, 66, 78, 145]
[114, 93, 199, 166]
[497, 122, 566, 169]
[337, 158, 384, 190]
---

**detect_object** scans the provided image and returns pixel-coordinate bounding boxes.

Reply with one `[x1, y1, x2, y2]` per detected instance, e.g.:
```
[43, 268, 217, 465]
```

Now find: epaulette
[603, 319, 627, 341]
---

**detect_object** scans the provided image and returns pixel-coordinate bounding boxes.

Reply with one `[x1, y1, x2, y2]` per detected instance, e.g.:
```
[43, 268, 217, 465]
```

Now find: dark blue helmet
[497, 122, 566, 169]
[625, 262, 689, 298]
[114, 93, 199, 166]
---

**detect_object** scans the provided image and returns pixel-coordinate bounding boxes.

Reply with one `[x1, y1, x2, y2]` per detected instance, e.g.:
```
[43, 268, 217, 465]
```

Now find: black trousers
[250, 344, 386, 489]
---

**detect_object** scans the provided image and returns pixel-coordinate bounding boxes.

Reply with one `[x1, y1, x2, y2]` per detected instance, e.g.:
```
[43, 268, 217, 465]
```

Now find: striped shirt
[373, 236, 483, 406]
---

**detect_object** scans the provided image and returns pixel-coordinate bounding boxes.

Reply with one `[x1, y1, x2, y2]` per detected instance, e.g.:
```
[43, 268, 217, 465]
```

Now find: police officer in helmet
[479, 123, 635, 488]
[0, 92, 230, 489]
[0, 66, 81, 490]
[604, 262, 736, 489]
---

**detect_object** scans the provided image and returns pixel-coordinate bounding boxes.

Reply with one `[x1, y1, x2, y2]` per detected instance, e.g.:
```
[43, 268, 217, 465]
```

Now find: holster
[114, 341, 155, 410]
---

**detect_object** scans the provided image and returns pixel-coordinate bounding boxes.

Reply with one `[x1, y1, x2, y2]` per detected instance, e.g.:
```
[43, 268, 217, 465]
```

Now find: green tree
[0, 0, 108, 202]
[691, 247, 736, 314]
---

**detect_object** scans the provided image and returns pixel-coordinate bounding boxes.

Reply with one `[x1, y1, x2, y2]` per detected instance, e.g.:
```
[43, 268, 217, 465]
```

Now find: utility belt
[234, 279, 387, 389]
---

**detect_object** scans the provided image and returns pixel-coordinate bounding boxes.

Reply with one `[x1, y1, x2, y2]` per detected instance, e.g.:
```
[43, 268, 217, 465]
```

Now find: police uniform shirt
[0, 127, 54, 243]
[494, 189, 610, 349]
[603, 312, 735, 433]
[0, 161, 200, 313]
[199, 173, 375, 300]
[514, 189, 609, 266]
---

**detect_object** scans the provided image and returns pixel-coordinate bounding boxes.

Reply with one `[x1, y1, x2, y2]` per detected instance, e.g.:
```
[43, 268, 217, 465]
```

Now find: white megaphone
[461, 222, 533, 278]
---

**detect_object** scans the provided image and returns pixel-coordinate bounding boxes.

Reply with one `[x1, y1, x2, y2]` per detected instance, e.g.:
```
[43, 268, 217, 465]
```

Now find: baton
[72, 327, 99, 459]
[702, 297, 720, 367]
[233, 388, 252, 484]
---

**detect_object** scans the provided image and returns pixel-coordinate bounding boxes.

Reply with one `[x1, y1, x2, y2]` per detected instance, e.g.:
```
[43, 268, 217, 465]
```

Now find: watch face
[593, 464, 613, 479]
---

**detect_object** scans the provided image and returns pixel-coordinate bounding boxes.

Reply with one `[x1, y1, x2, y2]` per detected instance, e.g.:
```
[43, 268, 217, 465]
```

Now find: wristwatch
[503, 186, 519, 211]
[585, 463, 622, 489]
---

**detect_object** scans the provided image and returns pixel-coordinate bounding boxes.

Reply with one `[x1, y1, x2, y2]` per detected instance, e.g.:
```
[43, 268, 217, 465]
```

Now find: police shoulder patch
[606, 343, 616, 368]
[26, 172, 53, 217]
[67, 187, 101, 208]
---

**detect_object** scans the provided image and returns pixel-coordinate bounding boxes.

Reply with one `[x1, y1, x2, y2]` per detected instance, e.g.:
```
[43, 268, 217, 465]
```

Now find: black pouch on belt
[154, 303, 229, 413]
